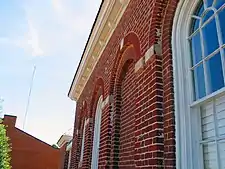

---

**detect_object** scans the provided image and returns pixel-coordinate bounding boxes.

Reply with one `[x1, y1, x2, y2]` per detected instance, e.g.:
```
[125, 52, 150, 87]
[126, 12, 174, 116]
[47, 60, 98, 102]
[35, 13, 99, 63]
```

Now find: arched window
[190, 0, 225, 100]
[79, 118, 87, 167]
[173, 0, 225, 169]
[91, 95, 103, 169]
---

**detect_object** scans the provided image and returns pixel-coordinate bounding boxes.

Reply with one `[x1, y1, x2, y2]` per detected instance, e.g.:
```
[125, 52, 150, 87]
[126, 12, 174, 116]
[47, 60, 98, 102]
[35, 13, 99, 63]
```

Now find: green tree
[51, 144, 59, 149]
[0, 120, 11, 169]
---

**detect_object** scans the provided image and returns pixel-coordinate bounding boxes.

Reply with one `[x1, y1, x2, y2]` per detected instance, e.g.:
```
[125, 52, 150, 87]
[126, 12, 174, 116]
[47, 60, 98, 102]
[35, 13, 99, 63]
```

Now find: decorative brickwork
[64, 151, 70, 169]
[69, 0, 179, 168]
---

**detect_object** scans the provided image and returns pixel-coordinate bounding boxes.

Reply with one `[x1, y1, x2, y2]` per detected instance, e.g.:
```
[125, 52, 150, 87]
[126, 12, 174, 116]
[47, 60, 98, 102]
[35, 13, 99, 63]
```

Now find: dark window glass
[207, 0, 224, 9]
[193, 64, 206, 100]
[219, 8, 225, 44]
[193, 18, 200, 32]
[198, 4, 204, 17]
[202, 18, 219, 56]
[206, 53, 224, 93]
[191, 33, 202, 65]
[215, 0, 224, 9]
[192, 4, 204, 32]
[191, 2, 225, 100]
[207, 0, 214, 7]
[202, 10, 214, 23]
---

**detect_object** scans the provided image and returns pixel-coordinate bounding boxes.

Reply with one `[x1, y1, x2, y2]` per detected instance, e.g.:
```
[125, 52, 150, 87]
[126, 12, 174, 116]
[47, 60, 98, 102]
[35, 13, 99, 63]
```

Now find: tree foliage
[0, 120, 11, 169]
[51, 144, 59, 149]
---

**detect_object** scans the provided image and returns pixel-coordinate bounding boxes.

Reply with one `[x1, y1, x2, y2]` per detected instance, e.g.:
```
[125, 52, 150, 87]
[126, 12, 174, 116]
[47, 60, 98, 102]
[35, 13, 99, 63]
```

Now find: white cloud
[0, 0, 101, 144]
[20, 0, 101, 57]
[0, 37, 23, 48]
[1, 0, 101, 58]
[26, 19, 44, 57]
[0, 21, 44, 58]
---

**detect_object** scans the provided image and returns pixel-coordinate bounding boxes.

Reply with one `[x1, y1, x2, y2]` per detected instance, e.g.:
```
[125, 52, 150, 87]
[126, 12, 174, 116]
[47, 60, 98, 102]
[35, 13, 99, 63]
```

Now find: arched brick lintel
[161, 0, 179, 55]
[123, 31, 141, 60]
[76, 101, 87, 131]
[90, 77, 104, 117]
[161, 0, 179, 168]
[109, 32, 140, 95]
[116, 45, 136, 82]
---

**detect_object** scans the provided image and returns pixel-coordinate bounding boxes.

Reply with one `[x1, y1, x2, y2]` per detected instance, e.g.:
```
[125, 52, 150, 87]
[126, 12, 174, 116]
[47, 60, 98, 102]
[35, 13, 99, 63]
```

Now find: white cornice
[68, 0, 130, 101]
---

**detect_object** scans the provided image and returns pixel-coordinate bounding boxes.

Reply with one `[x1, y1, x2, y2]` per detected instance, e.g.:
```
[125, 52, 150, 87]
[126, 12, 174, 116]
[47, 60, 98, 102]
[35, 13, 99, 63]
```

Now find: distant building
[1, 115, 64, 169]
[57, 134, 73, 169]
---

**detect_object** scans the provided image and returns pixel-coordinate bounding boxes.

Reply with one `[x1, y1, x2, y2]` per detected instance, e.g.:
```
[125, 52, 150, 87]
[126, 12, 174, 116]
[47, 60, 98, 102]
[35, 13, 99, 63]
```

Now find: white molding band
[144, 44, 162, 63]
[66, 141, 72, 151]
[102, 95, 113, 109]
[172, 0, 199, 169]
[135, 57, 144, 72]
[120, 38, 124, 50]
[84, 118, 90, 127]
[134, 44, 162, 72]
[68, 0, 130, 101]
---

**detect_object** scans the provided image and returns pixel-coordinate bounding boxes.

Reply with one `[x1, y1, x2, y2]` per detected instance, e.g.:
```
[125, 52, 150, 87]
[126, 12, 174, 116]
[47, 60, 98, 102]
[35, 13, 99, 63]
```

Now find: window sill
[190, 87, 225, 107]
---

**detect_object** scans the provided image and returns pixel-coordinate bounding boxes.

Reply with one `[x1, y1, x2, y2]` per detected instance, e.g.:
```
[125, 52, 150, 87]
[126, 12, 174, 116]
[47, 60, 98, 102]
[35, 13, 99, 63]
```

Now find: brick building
[2, 115, 65, 169]
[57, 134, 73, 169]
[68, 0, 225, 168]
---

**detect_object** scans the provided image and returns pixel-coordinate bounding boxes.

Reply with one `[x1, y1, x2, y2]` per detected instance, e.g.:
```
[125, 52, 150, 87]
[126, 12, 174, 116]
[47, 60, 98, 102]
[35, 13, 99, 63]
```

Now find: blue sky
[0, 0, 101, 144]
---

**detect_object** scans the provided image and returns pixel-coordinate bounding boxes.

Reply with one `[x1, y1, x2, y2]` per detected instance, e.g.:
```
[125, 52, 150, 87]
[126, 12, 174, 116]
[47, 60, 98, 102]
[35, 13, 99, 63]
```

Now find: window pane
[193, 64, 206, 100]
[203, 143, 218, 169]
[191, 33, 202, 65]
[192, 18, 200, 32]
[197, 3, 204, 17]
[192, 4, 204, 32]
[218, 8, 225, 44]
[206, 53, 224, 93]
[219, 142, 225, 168]
[207, 0, 214, 7]
[215, 0, 224, 9]
[202, 18, 220, 56]
[202, 10, 214, 23]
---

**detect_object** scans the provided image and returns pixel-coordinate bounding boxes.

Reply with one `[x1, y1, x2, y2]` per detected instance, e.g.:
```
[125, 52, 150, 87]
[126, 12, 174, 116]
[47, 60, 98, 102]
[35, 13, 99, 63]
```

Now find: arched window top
[172, 1, 225, 169]
[204, 0, 224, 9]
[91, 95, 103, 169]
[191, 1, 225, 32]
[189, 0, 225, 100]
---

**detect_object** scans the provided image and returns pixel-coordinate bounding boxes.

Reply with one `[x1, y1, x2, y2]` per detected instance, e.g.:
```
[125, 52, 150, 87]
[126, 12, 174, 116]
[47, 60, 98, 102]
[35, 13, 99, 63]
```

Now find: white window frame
[79, 118, 88, 167]
[67, 150, 72, 169]
[173, 0, 225, 169]
[91, 95, 103, 169]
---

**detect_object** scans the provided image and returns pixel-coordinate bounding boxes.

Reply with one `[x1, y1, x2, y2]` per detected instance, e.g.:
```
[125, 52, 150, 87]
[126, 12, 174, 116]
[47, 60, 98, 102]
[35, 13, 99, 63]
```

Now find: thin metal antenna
[23, 65, 36, 130]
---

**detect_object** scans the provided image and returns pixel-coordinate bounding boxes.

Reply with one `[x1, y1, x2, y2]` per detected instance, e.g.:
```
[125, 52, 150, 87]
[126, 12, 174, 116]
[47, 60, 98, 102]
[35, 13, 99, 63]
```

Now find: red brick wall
[70, 0, 179, 168]
[3, 115, 63, 169]
[118, 61, 136, 168]
[63, 151, 70, 169]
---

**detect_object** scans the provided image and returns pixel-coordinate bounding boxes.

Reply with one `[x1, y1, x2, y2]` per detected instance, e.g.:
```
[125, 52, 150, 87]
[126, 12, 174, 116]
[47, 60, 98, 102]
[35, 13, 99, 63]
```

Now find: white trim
[120, 38, 124, 50]
[172, 0, 200, 169]
[91, 95, 103, 169]
[57, 135, 72, 147]
[85, 118, 90, 126]
[80, 118, 88, 165]
[66, 141, 72, 151]
[69, 0, 130, 101]
[144, 44, 162, 63]
[67, 150, 72, 169]
[134, 57, 144, 72]
[173, 1, 225, 168]
[101, 95, 113, 109]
